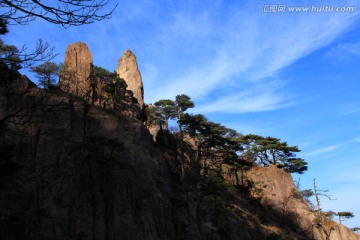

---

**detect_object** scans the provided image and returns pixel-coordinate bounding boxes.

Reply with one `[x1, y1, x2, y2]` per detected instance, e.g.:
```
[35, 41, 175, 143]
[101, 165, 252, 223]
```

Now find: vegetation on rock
[31, 62, 61, 89]
[237, 134, 308, 174]
[152, 95, 307, 175]
[337, 212, 355, 224]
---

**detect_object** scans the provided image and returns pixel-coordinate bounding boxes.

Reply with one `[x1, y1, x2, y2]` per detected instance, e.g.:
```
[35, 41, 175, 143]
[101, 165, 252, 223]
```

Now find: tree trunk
[164, 119, 168, 130]
[313, 178, 322, 218]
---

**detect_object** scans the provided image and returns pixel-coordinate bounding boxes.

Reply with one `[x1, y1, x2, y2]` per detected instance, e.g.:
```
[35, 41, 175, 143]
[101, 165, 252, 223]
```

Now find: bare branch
[0, 0, 117, 27]
[1, 38, 57, 70]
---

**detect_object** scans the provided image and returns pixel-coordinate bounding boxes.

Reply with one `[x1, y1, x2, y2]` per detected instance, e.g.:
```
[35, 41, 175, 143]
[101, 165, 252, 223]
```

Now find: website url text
[262, 5, 355, 13]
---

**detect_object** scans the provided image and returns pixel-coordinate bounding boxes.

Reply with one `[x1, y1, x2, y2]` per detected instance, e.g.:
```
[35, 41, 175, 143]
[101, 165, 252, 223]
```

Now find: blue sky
[3, 0, 360, 229]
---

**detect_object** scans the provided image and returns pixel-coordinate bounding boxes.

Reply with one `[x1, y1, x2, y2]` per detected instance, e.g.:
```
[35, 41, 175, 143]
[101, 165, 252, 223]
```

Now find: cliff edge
[0, 43, 359, 240]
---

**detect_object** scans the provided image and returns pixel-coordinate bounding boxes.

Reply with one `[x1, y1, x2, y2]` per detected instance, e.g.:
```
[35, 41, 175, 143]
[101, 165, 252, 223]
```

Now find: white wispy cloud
[353, 136, 360, 142]
[196, 79, 294, 113]
[337, 99, 360, 116]
[305, 135, 360, 157]
[305, 145, 341, 157]
[144, 0, 360, 111]
[169, 13, 212, 39]
[197, 92, 282, 113]
[339, 105, 360, 116]
[328, 40, 360, 60]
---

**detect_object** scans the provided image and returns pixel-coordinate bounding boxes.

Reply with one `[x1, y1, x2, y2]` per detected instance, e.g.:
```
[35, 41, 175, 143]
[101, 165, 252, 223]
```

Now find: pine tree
[31, 62, 60, 88]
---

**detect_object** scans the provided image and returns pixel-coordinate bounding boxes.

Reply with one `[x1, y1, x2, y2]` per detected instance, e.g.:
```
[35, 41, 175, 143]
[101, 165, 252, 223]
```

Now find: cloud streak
[305, 145, 340, 157]
[143, 1, 360, 112]
[328, 40, 360, 60]
[304, 136, 360, 157]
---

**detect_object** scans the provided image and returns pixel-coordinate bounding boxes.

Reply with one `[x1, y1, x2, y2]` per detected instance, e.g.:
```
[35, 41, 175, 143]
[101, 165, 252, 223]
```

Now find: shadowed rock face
[0, 75, 268, 240]
[1, 46, 359, 240]
[0, 76, 175, 240]
[59, 42, 93, 98]
[116, 49, 144, 107]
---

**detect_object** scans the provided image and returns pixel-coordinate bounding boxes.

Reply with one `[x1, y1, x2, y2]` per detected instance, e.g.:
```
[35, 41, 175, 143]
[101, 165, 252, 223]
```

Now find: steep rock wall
[0, 76, 175, 240]
[0, 76, 301, 240]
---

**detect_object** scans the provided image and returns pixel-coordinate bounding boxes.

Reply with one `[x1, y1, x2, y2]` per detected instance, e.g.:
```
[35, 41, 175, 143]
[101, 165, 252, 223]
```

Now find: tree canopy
[238, 134, 308, 174]
[31, 61, 61, 88]
[152, 95, 308, 175]
[90, 65, 128, 107]
[92, 65, 118, 82]
[337, 212, 354, 224]
[175, 94, 194, 135]
[154, 99, 176, 130]
[154, 94, 195, 132]
[180, 113, 207, 139]
[175, 94, 194, 118]
[180, 113, 243, 164]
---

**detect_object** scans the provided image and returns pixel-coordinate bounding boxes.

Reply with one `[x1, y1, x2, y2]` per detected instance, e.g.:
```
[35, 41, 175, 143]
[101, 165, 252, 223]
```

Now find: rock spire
[116, 49, 144, 107]
[59, 42, 93, 98]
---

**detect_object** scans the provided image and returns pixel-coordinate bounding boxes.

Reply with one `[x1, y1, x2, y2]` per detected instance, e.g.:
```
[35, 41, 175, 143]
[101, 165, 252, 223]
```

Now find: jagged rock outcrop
[59, 42, 93, 98]
[116, 49, 144, 107]
[59, 42, 143, 120]
[246, 166, 360, 240]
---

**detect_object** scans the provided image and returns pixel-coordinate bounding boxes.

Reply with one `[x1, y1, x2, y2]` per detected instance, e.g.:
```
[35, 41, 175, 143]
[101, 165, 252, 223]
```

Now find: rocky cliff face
[246, 166, 359, 240]
[0, 74, 175, 240]
[1, 75, 266, 240]
[116, 49, 144, 107]
[0, 44, 359, 240]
